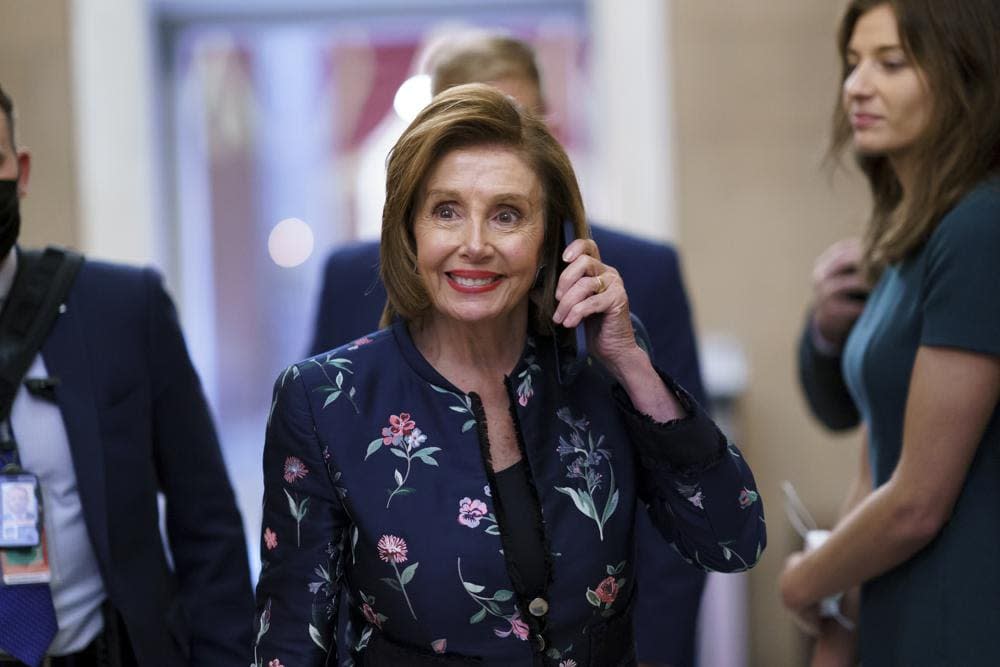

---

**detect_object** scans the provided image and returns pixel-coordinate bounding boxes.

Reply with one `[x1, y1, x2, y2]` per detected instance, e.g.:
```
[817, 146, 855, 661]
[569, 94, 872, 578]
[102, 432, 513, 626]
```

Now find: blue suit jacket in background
[308, 225, 709, 666]
[34, 256, 254, 666]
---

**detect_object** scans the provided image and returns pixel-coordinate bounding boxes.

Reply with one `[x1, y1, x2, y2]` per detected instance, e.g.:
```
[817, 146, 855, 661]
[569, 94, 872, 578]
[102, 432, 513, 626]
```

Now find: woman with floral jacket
[253, 84, 765, 667]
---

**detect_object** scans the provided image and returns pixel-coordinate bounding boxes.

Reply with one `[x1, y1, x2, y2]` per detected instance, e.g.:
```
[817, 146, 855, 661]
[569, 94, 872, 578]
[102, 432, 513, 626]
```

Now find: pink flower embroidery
[268, 660, 284, 667]
[517, 380, 534, 406]
[430, 638, 447, 653]
[283, 456, 308, 483]
[560, 661, 578, 667]
[348, 336, 373, 350]
[494, 611, 529, 640]
[457, 497, 489, 528]
[382, 412, 416, 445]
[739, 487, 759, 509]
[595, 576, 619, 605]
[362, 603, 383, 629]
[377, 534, 408, 564]
[264, 527, 278, 550]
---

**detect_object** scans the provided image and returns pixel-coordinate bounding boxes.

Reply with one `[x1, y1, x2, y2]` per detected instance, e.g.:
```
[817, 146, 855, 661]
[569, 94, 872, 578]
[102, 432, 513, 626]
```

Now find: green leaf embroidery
[470, 608, 487, 624]
[462, 419, 476, 432]
[400, 562, 419, 586]
[308, 624, 326, 650]
[601, 489, 620, 525]
[586, 588, 601, 607]
[389, 447, 408, 459]
[394, 469, 403, 487]
[284, 489, 309, 521]
[381, 577, 403, 592]
[555, 486, 597, 520]
[463, 582, 485, 594]
[365, 438, 382, 460]
[323, 391, 341, 408]
[493, 589, 513, 602]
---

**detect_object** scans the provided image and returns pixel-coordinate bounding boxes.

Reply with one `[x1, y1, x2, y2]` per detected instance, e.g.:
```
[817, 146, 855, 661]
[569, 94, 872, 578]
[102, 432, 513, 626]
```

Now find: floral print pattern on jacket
[253, 321, 765, 667]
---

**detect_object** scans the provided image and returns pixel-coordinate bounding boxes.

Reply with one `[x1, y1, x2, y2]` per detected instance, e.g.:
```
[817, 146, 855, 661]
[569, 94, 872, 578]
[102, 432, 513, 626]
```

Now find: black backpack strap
[0, 246, 84, 422]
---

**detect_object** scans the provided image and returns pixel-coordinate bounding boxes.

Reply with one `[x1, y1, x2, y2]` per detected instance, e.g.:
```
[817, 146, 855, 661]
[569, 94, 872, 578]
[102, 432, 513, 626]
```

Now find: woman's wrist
[607, 347, 687, 423]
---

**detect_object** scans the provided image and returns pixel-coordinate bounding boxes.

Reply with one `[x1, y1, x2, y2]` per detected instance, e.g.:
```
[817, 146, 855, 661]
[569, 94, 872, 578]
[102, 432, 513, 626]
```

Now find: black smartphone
[556, 219, 588, 384]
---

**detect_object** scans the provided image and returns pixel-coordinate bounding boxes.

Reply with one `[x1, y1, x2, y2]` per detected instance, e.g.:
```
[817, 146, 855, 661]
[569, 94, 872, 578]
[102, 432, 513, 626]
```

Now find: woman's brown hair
[379, 83, 587, 334]
[831, 0, 1000, 279]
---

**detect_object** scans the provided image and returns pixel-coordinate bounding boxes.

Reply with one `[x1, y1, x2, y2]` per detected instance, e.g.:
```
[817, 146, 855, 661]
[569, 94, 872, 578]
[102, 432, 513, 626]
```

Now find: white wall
[70, 0, 158, 266]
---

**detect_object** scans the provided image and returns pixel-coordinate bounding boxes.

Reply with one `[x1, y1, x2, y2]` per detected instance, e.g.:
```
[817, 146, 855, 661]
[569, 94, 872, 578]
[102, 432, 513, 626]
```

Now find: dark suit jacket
[32, 256, 253, 665]
[308, 224, 708, 665]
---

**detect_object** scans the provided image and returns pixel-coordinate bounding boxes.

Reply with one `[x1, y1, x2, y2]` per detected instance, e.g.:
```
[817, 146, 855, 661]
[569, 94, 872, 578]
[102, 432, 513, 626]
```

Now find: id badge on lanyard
[0, 470, 52, 584]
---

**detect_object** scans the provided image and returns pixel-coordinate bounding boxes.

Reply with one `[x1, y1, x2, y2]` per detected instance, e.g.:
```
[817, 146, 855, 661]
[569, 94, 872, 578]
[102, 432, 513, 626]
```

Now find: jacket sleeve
[145, 269, 255, 666]
[253, 365, 351, 667]
[613, 371, 765, 572]
[796, 312, 861, 431]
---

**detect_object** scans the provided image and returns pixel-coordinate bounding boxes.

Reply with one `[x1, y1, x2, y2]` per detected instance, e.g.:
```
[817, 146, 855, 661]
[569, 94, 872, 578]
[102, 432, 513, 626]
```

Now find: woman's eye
[434, 204, 456, 219]
[882, 59, 907, 71]
[495, 209, 521, 224]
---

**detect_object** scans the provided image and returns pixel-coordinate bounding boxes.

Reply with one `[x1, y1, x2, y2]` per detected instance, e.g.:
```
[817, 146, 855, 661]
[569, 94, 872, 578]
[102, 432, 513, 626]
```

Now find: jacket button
[528, 597, 549, 616]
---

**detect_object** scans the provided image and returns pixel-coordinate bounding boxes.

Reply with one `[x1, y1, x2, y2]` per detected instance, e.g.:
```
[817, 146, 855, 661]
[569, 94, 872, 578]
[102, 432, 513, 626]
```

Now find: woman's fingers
[561, 237, 601, 264]
[555, 255, 602, 302]
[554, 272, 621, 328]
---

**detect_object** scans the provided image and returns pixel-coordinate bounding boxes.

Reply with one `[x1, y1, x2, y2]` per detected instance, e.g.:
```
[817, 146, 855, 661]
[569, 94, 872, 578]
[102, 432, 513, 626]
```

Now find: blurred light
[393, 74, 432, 122]
[268, 217, 314, 268]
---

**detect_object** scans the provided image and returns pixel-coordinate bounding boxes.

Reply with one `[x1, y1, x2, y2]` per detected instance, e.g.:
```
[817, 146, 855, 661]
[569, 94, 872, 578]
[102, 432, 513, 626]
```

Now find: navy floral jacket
[253, 321, 765, 667]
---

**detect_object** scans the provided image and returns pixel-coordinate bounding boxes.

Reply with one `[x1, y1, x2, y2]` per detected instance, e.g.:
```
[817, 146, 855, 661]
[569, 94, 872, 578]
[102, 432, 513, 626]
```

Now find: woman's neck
[410, 310, 529, 392]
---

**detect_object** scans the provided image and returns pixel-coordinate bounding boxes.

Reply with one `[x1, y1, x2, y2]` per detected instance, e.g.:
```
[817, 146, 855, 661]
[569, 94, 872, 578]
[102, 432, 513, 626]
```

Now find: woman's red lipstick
[446, 270, 503, 293]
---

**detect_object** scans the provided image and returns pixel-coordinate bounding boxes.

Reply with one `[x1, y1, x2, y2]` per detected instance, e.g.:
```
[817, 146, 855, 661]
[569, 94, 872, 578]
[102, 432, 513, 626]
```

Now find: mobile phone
[556, 219, 588, 385]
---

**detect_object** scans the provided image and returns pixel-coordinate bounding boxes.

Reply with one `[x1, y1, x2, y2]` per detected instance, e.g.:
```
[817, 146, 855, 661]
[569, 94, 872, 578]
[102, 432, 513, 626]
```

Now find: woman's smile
[446, 269, 504, 293]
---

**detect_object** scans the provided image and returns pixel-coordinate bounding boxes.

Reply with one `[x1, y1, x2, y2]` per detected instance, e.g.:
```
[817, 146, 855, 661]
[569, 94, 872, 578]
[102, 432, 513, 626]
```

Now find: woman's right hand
[811, 238, 868, 350]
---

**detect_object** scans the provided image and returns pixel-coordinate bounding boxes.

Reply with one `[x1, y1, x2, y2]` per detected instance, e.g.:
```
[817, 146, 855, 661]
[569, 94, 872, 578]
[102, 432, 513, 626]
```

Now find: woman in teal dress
[779, 1, 1000, 664]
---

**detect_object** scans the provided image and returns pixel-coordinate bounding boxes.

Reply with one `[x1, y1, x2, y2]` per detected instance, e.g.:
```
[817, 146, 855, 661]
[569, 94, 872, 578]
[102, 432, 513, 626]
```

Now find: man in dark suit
[0, 83, 253, 666]
[309, 34, 708, 667]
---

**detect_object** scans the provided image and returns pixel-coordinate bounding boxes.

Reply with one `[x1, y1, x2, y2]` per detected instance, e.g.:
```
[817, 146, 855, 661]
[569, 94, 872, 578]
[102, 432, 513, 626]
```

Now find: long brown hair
[831, 0, 1000, 279]
[379, 83, 587, 333]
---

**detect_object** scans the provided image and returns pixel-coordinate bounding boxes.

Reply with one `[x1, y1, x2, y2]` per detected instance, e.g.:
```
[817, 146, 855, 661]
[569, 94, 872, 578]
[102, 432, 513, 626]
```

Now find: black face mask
[0, 179, 20, 260]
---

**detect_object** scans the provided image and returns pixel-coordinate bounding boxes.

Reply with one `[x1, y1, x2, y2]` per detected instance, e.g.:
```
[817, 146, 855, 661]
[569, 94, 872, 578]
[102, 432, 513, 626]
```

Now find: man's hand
[811, 238, 868, 350]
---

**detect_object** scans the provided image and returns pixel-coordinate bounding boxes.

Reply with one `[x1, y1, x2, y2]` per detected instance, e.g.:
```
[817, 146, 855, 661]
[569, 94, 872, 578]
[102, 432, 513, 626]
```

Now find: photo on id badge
[0, 473, 51, 585]
[1, 475, 40, 548]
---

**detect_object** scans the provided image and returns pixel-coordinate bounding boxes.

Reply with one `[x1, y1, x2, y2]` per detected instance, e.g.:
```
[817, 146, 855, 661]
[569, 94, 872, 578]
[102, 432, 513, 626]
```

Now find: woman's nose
[844, 62, 874, 99]
[459, 220, 492, 260]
